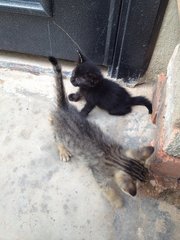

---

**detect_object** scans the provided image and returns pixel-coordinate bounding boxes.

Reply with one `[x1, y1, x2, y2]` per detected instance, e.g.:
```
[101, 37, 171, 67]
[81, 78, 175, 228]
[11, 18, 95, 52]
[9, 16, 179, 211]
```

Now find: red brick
[151, 73, 167, 124]
[150, 46, 180, 189]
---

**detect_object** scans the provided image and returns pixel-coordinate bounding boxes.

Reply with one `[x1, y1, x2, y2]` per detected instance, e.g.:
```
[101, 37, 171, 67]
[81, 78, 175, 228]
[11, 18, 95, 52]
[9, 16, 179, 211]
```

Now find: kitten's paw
[68, 94, 75, 101]
[68, 93, 80, 102]
[57, 144, 72, 162]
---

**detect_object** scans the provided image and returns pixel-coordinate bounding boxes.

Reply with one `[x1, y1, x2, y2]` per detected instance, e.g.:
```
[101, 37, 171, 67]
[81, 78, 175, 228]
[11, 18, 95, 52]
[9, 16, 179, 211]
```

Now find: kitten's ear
[76, 49, 87, 64]
[123, 146, 154, 162]
[138, 146, 154, 160]
[114, 171, 137, 197]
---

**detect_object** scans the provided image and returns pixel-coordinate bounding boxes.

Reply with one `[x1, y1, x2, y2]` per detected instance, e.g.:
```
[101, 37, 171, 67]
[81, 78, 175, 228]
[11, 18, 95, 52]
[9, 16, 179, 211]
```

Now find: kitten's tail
[131, 96, 152, 114]
[49, 57, 68, 109]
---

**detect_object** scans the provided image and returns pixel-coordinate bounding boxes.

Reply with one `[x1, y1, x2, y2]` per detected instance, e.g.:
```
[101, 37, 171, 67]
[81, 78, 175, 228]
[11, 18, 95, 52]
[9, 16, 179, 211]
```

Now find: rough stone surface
[163, 44, 180, 157]
[0, 52, 179, 240]
[151, 73, 167, 124]
[177, 0, 180, 17]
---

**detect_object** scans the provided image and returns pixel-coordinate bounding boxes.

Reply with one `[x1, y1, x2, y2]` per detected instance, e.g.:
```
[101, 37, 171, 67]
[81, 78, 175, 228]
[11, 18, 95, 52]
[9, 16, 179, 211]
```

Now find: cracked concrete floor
[0, 53, 179, 240]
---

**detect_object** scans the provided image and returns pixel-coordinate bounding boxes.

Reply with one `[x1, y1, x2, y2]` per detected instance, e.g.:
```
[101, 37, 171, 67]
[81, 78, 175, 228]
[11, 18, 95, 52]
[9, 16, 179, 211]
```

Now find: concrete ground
[0, 52, 179, 240]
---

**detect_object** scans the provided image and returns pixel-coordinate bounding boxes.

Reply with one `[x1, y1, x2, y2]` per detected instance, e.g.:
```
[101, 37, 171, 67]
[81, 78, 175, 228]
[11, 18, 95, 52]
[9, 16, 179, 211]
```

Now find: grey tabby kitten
[49, 57, 154, 208]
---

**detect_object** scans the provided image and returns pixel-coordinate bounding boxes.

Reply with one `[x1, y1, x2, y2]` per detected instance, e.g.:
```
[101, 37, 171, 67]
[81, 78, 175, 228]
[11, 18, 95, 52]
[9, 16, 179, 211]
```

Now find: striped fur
[49, 57, 154, 208]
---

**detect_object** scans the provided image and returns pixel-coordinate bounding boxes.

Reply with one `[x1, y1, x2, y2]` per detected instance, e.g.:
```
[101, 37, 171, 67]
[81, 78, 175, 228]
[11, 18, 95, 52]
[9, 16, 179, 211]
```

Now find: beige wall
[177, 0, 180, 15]
[144, 0, 180, 82]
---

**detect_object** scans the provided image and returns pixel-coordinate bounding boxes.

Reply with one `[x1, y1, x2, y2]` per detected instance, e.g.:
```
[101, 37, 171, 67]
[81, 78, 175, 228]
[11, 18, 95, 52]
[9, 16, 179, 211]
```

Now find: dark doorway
[0, 0, 168, 82]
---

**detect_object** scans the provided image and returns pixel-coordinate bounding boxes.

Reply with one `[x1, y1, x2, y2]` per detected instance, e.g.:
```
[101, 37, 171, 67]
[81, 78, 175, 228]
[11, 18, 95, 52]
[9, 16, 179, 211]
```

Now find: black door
[0, 0, 120, 64]
[0, 0, 168, 81]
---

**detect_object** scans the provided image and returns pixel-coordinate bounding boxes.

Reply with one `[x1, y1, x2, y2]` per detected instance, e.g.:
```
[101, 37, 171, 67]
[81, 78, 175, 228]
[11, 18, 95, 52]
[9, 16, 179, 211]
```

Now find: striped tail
[49, 57, 68, 109]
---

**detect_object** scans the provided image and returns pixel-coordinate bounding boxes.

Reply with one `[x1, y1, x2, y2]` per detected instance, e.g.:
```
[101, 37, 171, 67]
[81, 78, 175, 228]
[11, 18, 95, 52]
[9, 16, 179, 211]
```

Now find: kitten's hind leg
[109, 106, 131, 116]
[57, 143, 72, 162]
[68, 91, 82, 102]
[92, 167, 123, 209]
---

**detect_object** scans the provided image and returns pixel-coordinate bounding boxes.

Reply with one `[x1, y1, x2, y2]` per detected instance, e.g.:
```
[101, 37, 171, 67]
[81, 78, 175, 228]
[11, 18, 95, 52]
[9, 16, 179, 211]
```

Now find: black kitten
[69, 50, 152, 117]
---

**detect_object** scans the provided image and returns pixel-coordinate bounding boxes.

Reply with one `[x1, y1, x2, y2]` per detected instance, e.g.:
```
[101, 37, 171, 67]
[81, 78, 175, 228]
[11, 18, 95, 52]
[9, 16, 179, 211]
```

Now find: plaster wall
[144, 0, 180, 81]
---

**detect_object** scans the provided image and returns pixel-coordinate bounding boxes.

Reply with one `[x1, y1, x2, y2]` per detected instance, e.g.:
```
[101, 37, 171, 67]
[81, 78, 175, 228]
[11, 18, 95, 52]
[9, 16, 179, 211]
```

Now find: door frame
[108, 0, 169, 82]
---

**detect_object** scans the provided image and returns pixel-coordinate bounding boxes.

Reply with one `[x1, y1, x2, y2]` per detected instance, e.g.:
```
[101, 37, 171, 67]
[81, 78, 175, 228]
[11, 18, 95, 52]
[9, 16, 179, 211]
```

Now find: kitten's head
[114, 146, 154, 197]
[70, 50, 103, 88]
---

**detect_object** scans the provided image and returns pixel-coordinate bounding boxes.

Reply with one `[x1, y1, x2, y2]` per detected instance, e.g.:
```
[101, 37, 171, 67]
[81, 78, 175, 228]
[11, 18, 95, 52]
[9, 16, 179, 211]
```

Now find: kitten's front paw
[68, 94, 75, 101]
[57, 144, 72, 162]
[68, 93, 79, 102]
